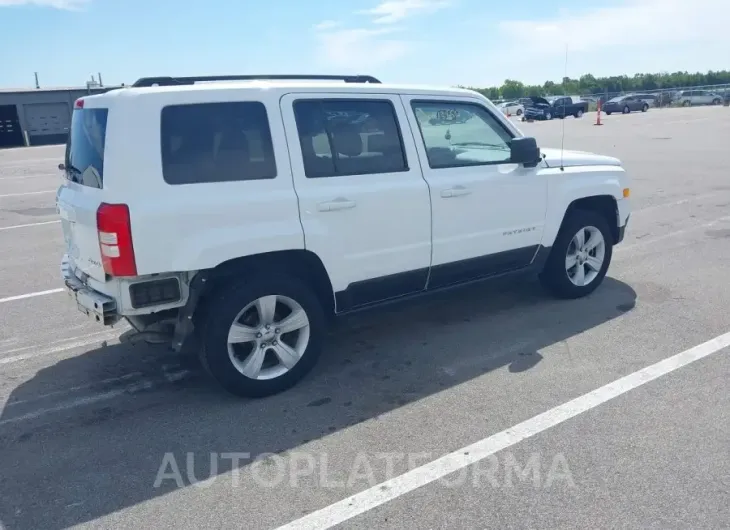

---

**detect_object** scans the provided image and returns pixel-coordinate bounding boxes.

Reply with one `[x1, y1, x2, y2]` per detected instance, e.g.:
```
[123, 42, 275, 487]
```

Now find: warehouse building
[0, 85, 121, 148]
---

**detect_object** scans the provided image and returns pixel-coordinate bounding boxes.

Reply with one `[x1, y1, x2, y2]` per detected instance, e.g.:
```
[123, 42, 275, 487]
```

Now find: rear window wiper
[62, 163, 83, 183]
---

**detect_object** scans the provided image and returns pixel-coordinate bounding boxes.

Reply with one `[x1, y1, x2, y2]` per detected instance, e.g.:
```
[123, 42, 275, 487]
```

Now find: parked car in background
[602, 95, 650, 115]
[524, 96, 589, 120]
[498, 100, 524, 116]
[677, 90, 723, 106]
[633, 93, 658, 107]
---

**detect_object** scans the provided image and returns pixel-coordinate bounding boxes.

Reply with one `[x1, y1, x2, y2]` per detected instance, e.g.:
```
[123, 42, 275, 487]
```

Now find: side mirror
[510, 137, 541, 168]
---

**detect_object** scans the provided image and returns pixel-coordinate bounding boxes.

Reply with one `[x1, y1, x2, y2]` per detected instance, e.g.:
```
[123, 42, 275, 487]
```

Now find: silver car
[677, 90, 723, 106]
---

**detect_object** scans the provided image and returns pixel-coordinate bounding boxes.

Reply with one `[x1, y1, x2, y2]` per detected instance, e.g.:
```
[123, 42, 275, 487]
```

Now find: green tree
[501, 79, 526, 99]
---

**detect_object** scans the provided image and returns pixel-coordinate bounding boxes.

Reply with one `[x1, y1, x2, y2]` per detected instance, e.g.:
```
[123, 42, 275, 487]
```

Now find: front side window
[161, 101, 276, 185]
[293, 99, 407, 178]
[411, 101, 513, 168]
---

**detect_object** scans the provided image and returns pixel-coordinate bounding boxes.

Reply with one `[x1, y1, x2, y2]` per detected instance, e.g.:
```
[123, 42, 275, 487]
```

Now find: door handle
[317, 198, 357, 212]
[441, 186, 471, 198]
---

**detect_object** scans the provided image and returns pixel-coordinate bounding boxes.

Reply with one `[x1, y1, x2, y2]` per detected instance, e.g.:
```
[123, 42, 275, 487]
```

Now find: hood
[526, 96, 551, 108]
[540, 148, 621, 168]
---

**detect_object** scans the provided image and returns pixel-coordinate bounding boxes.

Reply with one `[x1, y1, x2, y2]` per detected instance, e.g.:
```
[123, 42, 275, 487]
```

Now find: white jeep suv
[57, 74, 631, 397]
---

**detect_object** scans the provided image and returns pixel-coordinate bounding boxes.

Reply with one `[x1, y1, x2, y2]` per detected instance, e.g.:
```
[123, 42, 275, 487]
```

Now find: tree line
[464, 70, 730, 100]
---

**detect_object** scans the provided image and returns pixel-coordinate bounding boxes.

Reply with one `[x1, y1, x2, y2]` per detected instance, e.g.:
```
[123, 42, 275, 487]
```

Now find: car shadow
[0, 276, 636, 529]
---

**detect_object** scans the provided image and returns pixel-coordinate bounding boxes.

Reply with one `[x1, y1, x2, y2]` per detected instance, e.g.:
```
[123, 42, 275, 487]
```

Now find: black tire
[712, 98, 721, 105]
[623, 105, 630, 114]
[516, 108, 523, 115]
[544, 112, 553, 120]
[539, 209, 614, 299]
[200, 274, 326, 398]
[575, 109, 584, 118]
[683, 100, 691, 107]
[605, 111, 612, 115]
[642, 104, 649, 112]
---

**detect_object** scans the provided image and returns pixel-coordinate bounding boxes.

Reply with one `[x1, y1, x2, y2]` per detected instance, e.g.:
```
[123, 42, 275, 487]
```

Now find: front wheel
[713, 98, 721, 105]
[200, 274, 326, 397]
[642, 104, 649, 112]
[516, 108, 523, 116]
[623, 105, 630, 114]
[539, 209, 613, 299]
[575, 109, 584, 118]
[544, 112, 553, 120]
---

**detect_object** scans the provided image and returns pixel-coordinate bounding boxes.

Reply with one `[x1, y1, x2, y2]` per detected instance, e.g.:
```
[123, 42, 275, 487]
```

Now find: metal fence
[571, 83, 730, 109]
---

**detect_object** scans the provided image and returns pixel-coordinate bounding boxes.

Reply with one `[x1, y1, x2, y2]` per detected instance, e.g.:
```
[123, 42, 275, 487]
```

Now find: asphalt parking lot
[1, 106, 729, 530]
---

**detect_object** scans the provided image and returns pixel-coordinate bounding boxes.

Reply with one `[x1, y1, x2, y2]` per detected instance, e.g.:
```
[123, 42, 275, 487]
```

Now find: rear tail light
[96, 203, 137, 276]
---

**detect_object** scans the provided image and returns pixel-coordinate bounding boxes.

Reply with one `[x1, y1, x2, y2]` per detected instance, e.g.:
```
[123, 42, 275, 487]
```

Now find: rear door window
[64, 108, 108, 189]
[293, 99, 408, 178]
[161, 101, 277, 185]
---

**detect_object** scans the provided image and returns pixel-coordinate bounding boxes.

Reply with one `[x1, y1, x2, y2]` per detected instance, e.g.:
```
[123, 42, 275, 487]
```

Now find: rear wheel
[575, 109, 584, 118]
[516, 108, 523, 115]
[605, 111, 612, 115]
[642, 104, 649, 112]
[712, 98, 721, 105]
[200, 274, 326, 397]
[540, 209, 613, 299]
[544, 111, 553, 120]
[623, 105, 630, 114]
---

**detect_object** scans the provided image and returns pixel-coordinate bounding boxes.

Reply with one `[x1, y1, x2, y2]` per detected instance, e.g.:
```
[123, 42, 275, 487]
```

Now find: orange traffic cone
[594, 101, 603, 126]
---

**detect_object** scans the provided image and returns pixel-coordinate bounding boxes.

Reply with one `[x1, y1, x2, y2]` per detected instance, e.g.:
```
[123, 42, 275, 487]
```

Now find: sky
[1, 0, 729, 90]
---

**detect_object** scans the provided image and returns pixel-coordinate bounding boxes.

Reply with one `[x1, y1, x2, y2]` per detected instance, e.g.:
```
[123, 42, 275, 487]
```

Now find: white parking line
[275, 330, 730, 530]
[0, 190, 56, 198]
[0, 288, 65, 304]
[0, 220, 60, 231]
[0, 157, 61, 167]
[0, 330, 121, 364]
[5, 372, 143, 407]
[617, 215, 730, 253]
[0, 369, 192, 426]
[0, 173, 59, 181]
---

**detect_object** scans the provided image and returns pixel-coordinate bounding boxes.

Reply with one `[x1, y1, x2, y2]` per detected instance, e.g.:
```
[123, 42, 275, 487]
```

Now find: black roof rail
[131, 74, 382, 87]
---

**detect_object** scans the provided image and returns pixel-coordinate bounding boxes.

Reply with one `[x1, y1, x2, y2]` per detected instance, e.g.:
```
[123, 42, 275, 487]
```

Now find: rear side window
[293, 99, 408, 178]
[64, 108, 108, 189]
[161, 102, 276, 185]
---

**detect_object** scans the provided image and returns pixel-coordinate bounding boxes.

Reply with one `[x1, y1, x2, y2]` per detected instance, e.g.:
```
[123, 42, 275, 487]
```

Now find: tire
[713, 98, 721, 105]
[575, 109, 584, 118]
[605, 111, 612, 115]
[539, 209, 613, 299]
[200, 274, 326, 397]
[623, 105, 630, 114]
[683, 100, 690, 107]
[544, 112, 552, 120]
[516, 109, 523, 116]
[642, 104, 649, 112]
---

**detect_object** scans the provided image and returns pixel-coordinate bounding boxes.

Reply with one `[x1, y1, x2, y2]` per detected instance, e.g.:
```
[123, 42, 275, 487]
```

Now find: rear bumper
[61, 254, 120, 326]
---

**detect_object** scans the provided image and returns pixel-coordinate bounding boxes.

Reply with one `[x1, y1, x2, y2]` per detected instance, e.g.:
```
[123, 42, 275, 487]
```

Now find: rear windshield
[64, 108, 108, 189]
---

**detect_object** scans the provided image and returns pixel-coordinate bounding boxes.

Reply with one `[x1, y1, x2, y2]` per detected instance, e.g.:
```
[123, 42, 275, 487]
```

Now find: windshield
[608, 96, 625, 103]
[64, 108, 108, 189]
